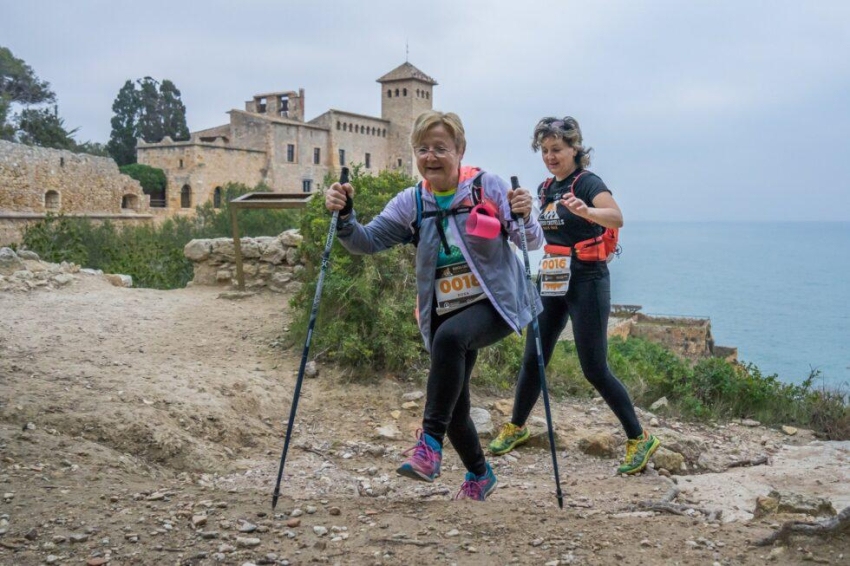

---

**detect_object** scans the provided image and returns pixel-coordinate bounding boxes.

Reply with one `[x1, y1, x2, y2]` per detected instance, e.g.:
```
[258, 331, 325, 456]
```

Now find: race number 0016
[541, 257, 568, 271]
[438, 273, 479, 294]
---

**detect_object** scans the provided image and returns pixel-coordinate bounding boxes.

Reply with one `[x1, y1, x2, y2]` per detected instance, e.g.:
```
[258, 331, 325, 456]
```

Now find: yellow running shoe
[617, 431, 661, 475]
[488, 422, 530, 456]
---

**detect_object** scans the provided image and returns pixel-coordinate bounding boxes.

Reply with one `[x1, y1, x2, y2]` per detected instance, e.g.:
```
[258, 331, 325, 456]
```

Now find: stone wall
[0, 140, 152, 245]
[183, 230, 304, 292]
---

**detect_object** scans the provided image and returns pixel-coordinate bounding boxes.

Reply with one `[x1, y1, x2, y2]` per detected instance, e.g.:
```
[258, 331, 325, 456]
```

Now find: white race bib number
[538, 254, 571, 296]
[435, 261, 485, 315]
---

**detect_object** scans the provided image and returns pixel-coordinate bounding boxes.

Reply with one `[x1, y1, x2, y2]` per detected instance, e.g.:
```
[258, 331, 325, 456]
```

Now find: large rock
[260, 239, 287, 264]
[0, 248, 25, 276]
[184, 239, 211, 262]
[577, 431, 618, 458]
[104, 274, 133, 288]
[770, 490, 837, 517]
[210, 238, 236, 261]
[280, 229, 303, 248]
[652, 447, 685, 474]
[470, 407, 493, 437]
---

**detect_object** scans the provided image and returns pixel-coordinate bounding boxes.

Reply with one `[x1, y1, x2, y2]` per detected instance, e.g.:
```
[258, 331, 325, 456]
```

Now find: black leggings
[423, 299, 513, 476]
[511, 272, 643, 439]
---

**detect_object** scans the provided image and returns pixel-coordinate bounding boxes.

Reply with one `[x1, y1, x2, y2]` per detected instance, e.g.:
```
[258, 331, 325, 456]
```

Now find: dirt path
[1, 274, 848, 565]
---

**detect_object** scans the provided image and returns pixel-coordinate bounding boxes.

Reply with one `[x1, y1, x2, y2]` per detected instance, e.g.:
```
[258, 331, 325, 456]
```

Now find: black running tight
[511, 271, 643, 439]
[423, 300, 513, 476]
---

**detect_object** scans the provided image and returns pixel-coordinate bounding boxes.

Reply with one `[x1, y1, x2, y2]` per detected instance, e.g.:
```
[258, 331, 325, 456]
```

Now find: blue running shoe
[396, 429, 442, 482]
[454, 462, 498, 501]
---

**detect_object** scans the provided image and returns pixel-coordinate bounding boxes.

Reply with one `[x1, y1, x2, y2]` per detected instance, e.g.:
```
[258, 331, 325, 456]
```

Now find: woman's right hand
[325, 182, 354, 214]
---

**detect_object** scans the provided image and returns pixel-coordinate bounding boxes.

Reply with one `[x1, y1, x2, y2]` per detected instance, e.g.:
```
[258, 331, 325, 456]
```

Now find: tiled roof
[376, 62, 437, 85]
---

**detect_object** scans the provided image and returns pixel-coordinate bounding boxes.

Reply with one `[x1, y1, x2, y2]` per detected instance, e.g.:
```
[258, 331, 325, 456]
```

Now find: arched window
[403, 88, 407, 96]
[343, 123, 348, 131]
[387, 89, 392, 98]
[181, 185, 192, 208]
[395, 88, 399, 97]
[336, 121, 341, 130]
[355, 125, 360, 133]
[45, 190, 60, 211]
[121, 194, 139, 210]
[213, 187, 222, 208]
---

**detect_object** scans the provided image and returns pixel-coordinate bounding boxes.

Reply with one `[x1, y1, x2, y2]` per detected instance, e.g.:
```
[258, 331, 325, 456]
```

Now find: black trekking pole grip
[511, 175, 564, 509]
[271, 166, 349, 510]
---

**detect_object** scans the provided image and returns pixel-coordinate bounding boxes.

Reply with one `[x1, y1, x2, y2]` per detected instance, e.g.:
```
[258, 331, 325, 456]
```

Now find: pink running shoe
[455, 462, 498, 501]
[396, 429, 442, 482]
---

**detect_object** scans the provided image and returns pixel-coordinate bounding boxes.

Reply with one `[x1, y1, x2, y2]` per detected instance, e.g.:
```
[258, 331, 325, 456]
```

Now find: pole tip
[339, 167, 350, 184]
[510, 175, 520, 189]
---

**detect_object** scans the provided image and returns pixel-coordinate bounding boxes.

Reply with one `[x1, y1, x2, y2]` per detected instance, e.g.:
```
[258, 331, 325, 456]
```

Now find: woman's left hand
[507, 187, 533, 220]
[561, 193, 589, 218]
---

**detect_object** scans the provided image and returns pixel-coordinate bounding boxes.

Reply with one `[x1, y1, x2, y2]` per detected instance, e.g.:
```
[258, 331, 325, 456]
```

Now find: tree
[16, 105, 78, 150]
[119, 163, 166, 196]
[1, 46, 55, 141]
[106, 77, 190, 165]
[0, 46, 54, 105]
[107, 80, 140, 166]
[159, 80, 189, 142]
[136, 77, 163, 144]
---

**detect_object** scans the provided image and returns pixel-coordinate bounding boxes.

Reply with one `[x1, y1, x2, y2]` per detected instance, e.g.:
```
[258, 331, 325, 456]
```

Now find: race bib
[538, 254, 571, 297]
[435, 261, 486, 315]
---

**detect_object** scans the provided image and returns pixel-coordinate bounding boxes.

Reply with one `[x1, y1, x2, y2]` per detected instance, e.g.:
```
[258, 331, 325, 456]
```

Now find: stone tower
[377, 62, 437, 176]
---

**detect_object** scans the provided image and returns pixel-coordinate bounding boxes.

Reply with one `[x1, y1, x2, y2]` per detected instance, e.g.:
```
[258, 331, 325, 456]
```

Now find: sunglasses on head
[544, 118, 574, 131]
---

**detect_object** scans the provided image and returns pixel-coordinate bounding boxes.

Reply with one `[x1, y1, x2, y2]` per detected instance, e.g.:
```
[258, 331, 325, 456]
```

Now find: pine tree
[17, 105, 78, 150]
[159, 80, 189, 141]
[106, 77, 190, 164]
[1, 46, 55, 141]
[107, 80, 141, 166]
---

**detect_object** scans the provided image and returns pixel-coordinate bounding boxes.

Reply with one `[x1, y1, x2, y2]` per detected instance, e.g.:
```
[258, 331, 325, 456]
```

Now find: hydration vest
[411, 172, 506, 255]
[539, 172, 621, 262]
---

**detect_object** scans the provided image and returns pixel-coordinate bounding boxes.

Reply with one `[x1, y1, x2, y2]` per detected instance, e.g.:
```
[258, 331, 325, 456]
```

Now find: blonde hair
[532, 116, 592, 168]
[410, 110, 466, 154]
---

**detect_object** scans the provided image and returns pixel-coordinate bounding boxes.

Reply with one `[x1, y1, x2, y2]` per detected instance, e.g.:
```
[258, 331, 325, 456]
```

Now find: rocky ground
[0, 253, 848, 565]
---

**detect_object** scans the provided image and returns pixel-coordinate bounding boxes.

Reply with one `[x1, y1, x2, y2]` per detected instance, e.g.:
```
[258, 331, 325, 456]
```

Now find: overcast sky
[3, 0, 849, 221]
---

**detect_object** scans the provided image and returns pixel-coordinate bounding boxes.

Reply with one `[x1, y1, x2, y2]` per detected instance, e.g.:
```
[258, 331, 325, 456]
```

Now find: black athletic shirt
[536, 169, 610, 248]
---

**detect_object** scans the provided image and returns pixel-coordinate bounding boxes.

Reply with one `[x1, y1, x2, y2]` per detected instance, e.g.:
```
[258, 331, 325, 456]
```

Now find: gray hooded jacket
[336, 170, 544, 352]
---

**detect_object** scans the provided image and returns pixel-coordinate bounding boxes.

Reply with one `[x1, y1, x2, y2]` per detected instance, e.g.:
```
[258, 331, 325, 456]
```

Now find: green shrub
[289, 167, 424, 375]
[119, 163, 167, 195]
[20, 182, 299, 289]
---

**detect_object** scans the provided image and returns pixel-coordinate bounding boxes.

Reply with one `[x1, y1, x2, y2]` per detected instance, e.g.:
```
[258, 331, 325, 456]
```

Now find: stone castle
[138, 62, 436, 212]
[0, 61, 436, 244]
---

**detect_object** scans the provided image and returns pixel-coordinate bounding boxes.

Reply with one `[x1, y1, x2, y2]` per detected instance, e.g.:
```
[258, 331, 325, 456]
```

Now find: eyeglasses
[415, 146, 454, 158]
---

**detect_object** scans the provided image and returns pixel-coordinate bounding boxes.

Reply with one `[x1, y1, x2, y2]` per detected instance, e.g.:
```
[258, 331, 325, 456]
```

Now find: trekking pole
[511, 175, 564, 509]
[271, 166, 350, 510]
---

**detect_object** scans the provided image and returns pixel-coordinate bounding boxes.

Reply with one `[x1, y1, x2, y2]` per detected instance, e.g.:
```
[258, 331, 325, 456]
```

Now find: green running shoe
[488, 422, 530, 456]
[617, 431, 661, 475]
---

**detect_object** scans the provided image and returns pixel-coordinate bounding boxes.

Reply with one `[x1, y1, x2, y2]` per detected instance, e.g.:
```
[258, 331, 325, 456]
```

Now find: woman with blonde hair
[325, 110, 543, 500]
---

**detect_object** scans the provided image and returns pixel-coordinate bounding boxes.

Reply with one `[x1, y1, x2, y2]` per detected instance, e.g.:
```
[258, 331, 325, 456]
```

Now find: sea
[526, 222, 850, 390]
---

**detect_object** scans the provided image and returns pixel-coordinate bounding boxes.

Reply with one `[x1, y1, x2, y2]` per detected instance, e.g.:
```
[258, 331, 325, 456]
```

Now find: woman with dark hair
[489, 116, 660, 475]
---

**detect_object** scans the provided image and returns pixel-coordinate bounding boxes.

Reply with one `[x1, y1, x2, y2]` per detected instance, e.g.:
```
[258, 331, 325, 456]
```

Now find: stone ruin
[0, 247, 132, 293]
[182, 229, 304, 293]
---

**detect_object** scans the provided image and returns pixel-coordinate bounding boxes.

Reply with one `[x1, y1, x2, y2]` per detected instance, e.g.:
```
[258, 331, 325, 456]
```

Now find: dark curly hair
[531, 116, 592, 168]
